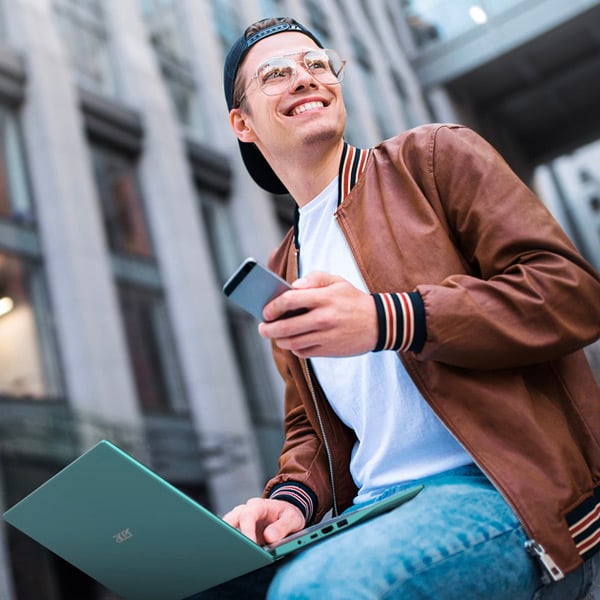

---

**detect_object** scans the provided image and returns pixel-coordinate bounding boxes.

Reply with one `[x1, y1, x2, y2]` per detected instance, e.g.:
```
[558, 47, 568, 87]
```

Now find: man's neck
[267, 139, 345, 207]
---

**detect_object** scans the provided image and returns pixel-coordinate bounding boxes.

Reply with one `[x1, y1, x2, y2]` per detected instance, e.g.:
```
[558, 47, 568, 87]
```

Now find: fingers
[259, 275, 378, 357]
[223, 498, 267, 543]
[240, 497, 285, 543]
[292, 272, 342, 289]
[262, 272, 342, 322]
[222, 498, 305, 545]
[262, 502, 306, 544]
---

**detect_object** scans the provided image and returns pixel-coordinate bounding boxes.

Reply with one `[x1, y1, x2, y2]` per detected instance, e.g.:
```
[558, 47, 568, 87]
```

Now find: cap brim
[239, 141, 288, 195]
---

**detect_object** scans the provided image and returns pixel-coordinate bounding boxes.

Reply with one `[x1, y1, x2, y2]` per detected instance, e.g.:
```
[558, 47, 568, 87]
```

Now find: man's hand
[258, 272, 378, 358]
[222, 498, 306, 545]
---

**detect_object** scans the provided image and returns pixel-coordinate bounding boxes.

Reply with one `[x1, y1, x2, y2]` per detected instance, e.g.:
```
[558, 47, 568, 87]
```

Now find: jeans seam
[381, 524, 526, 600]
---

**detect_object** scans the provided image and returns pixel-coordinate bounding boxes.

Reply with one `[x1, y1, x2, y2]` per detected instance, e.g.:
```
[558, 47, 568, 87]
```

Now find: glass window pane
[209, 0, 241, 54]
[227, 311, 280, 426]
[53, 0, 117, 96]
[402, 0, 529, 47]
[0, 253, 64, 399]
[196, 188, 240, 284]
[140, 0, 207, 138]
[0, 107, 35, 224]
[306, 0, 331, 44]
[118, 284, 187, 414]
[90, 144, 154, 258]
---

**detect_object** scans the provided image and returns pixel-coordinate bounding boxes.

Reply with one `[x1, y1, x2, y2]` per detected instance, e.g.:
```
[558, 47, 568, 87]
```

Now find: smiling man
[210, 16, 600, 600]
[229, 32, 347, 208]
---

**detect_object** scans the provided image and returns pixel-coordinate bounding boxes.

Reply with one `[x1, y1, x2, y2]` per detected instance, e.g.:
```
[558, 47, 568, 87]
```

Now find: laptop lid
[3, 440, 423, 599]
[2, 440, 273, 600]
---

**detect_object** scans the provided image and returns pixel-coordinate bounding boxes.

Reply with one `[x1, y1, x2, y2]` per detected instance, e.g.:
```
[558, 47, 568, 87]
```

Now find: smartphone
[222, 257, 298, 321]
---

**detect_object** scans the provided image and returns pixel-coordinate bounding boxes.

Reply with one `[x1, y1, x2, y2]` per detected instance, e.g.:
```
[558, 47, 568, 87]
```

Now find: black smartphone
[222, 257, 297, 321]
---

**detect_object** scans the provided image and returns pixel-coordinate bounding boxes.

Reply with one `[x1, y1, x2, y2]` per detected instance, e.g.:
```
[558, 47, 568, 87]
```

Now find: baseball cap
[223, 18, 324, 195]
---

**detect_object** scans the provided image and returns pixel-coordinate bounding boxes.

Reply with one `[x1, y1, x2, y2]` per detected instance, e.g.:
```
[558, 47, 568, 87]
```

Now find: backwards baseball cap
[223, 18, 324, 195]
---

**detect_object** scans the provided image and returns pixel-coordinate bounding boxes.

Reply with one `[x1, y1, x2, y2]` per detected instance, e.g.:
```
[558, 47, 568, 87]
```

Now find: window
[83, 98, 189, 417]
[209, 0, 241, 54]
[306, 0, 331, 44]
[0, 253, 63, 399]
[390, 69, 419, 129]
[0, 106, 34, 225]
[140, 0, 206, 138]
[90, 143, 154, 258]
[401, 0, 527, 48]
[194, 178, 283, 476]
[0, 71, 65, 401]
[53, 0, 117, 95]
[117, 284, 187, 414]
[196, 187, 240, 284]
[162, 66, 201, 134]
[226, 310, 281, 427]
[258, 0, 283, 17]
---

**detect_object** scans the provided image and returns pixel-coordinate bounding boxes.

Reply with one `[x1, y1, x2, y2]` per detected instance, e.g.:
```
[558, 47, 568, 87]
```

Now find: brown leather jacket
[265, 124, 600, 579]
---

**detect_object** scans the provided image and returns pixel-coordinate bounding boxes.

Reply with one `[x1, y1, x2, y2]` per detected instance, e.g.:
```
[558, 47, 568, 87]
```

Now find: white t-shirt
[297, 178, 472, 503]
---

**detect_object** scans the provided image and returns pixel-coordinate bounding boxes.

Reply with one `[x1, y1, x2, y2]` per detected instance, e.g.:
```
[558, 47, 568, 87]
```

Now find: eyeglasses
[238, 49, 346, 104]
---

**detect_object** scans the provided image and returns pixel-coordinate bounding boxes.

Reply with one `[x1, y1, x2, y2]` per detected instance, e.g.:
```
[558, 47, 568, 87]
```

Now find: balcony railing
[0, 398, 249, 483]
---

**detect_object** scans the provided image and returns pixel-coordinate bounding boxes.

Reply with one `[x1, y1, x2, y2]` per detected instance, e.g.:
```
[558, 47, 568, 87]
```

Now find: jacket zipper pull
[525, 540, 564, 583]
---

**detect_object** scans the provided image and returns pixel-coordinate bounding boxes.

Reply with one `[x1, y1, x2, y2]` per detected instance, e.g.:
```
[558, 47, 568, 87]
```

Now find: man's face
[231, 32, 346, 159]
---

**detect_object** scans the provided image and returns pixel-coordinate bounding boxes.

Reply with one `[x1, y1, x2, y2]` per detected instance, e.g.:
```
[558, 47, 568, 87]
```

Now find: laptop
[2, 440, 423, 600]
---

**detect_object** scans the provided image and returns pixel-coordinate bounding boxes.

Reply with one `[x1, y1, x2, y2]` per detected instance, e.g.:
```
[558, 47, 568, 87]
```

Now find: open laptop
[2, 440, 423, 600]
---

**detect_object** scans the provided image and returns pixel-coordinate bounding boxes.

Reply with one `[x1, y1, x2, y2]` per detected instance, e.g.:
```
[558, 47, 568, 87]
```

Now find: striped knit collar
[293, 141, 371, 249]
[337, 142, 371, 207]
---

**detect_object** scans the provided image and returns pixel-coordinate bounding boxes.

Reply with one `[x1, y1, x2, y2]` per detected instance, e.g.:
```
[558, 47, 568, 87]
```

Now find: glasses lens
[257, 57, 296, 96]
[304, 50, 345, 84]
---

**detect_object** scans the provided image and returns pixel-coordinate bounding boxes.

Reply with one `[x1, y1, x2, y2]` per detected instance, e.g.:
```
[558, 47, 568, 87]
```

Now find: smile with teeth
[289, 101, 325, 116]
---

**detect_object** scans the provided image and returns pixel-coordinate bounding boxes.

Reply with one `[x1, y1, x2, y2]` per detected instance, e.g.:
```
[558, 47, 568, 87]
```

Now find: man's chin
[303, 126, 343, 145]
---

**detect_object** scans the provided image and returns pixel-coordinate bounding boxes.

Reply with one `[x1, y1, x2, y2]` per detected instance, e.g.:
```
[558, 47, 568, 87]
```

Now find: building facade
[0, 1, 598, 598]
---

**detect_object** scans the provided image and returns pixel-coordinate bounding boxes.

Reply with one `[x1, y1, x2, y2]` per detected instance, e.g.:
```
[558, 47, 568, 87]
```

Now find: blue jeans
[266, 465, 598, 599]
[194, 465, 598, 599]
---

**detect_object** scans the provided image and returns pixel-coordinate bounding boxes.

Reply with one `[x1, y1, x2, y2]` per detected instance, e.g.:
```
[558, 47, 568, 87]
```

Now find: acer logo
[113, 528, 133, 544]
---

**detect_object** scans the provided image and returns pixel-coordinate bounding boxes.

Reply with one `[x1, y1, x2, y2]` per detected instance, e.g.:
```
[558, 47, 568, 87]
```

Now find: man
[217, 16, 600, 599]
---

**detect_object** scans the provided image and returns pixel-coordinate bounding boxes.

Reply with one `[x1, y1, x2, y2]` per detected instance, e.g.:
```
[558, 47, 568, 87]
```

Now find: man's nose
[292, 64, 318, 90]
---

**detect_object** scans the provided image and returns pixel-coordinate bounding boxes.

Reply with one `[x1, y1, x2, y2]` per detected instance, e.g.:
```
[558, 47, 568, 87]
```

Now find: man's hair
[232, 17, 299, 110]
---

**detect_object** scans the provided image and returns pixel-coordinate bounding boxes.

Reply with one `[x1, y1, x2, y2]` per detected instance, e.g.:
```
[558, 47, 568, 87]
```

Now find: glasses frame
[236, 48, 346, 107]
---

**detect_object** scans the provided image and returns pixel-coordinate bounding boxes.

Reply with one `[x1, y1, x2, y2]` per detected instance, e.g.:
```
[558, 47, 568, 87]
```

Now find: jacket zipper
[525, 540, 565, 583]
[333, 213, 565, 582]
[302, 357, 339, 517]
[294, 249, 340, 517]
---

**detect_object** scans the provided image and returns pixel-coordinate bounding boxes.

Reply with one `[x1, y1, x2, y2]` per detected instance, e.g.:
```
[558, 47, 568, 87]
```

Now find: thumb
[263, 521, 288, 544]
[292, 271, 341, 289]
[263, 505, 305, 543]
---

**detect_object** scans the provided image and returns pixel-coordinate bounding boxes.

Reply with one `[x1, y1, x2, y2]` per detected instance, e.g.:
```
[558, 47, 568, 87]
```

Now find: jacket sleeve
[412, 125, 600, 369]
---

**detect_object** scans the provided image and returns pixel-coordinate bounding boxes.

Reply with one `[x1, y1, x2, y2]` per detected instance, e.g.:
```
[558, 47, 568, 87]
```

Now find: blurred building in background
[0, 1, 598, 597]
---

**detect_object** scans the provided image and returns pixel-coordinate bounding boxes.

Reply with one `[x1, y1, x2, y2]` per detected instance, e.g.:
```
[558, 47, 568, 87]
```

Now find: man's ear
[230, 109, 256, 144]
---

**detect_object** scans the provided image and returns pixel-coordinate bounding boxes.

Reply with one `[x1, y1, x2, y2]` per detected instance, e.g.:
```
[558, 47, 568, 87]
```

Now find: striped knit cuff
[566, 485, 600, 560]
[269, 481, 317, 525]
[371, 291, 426, 353]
